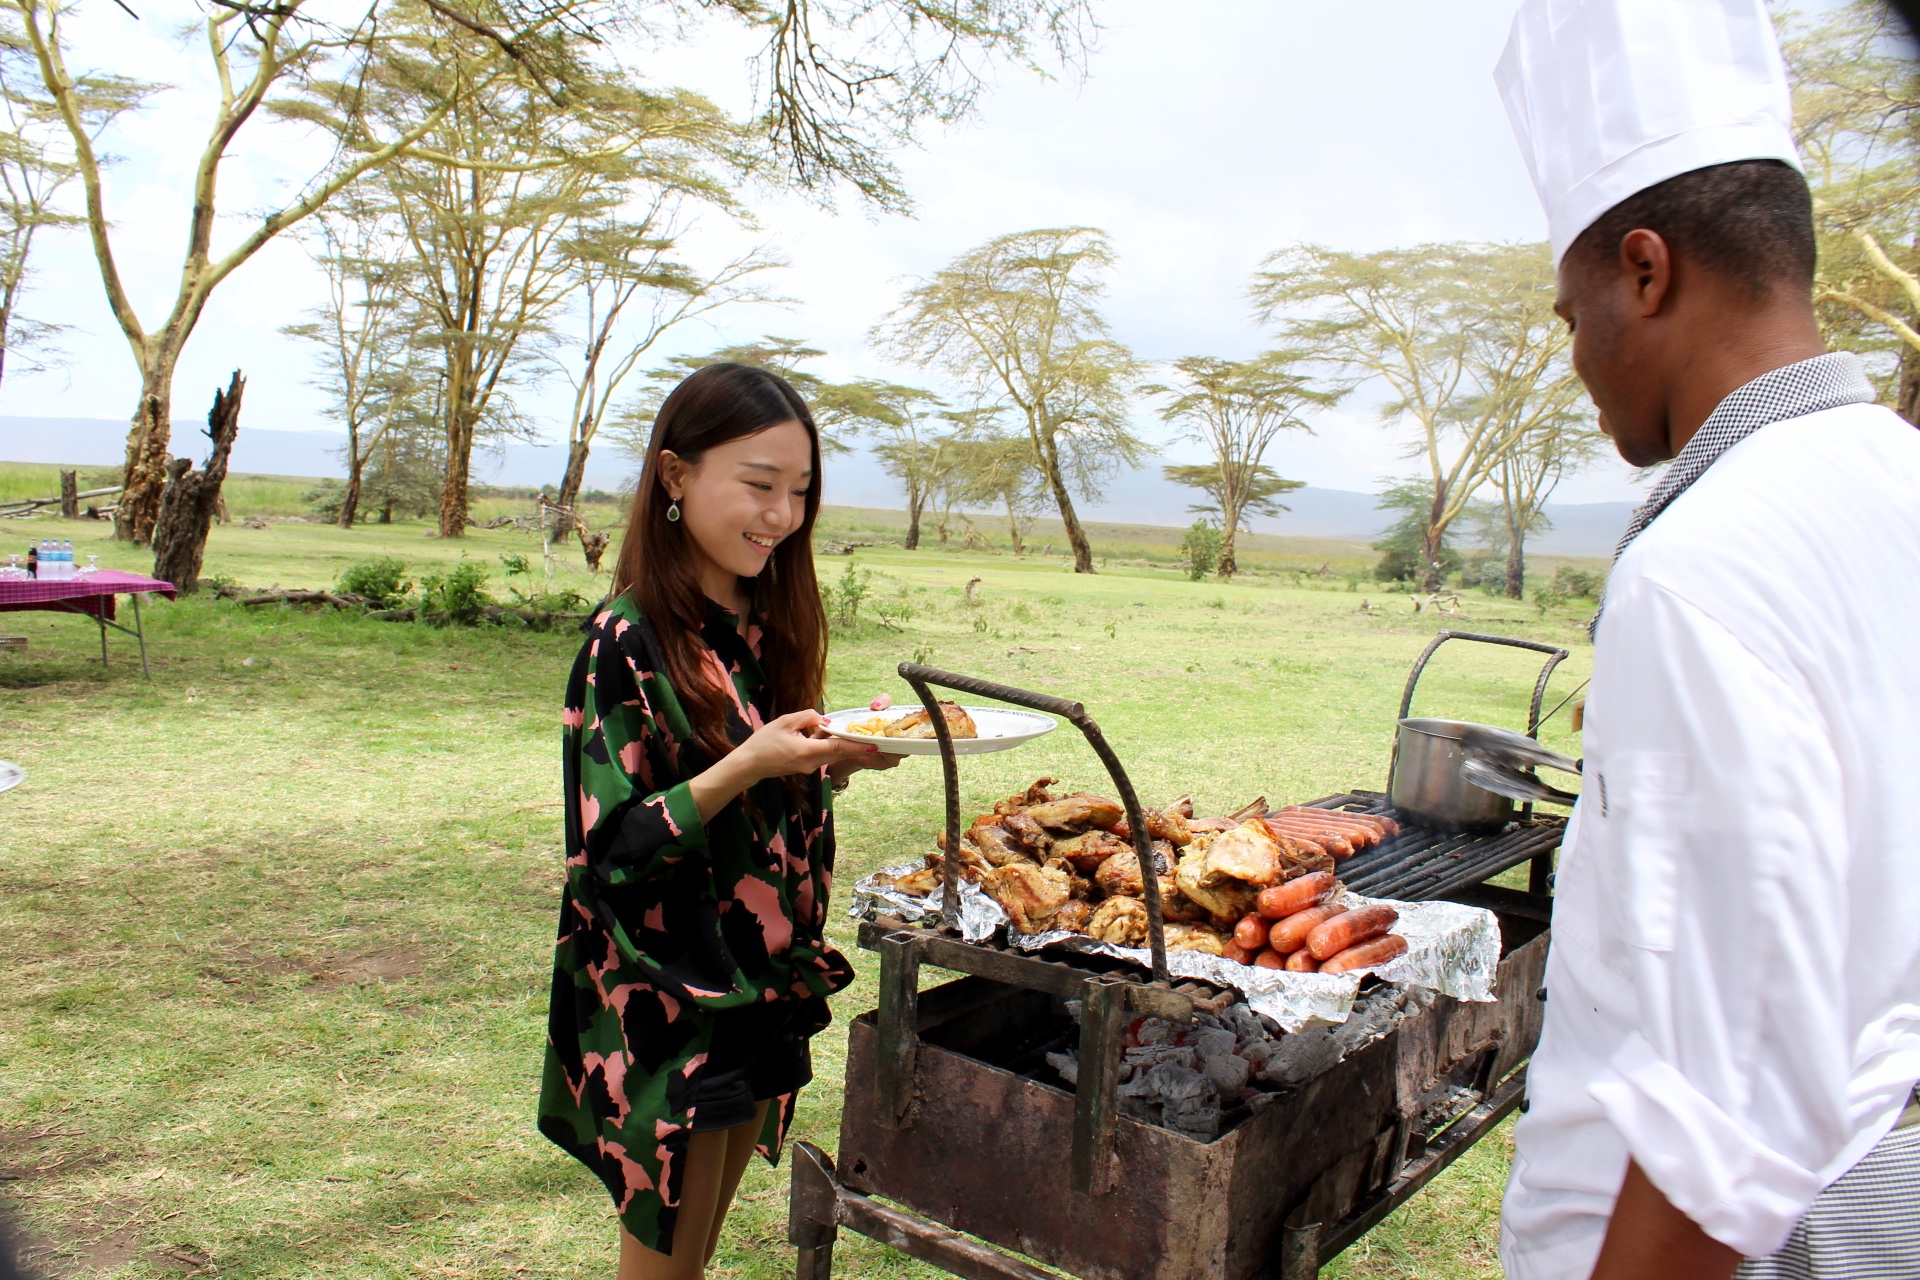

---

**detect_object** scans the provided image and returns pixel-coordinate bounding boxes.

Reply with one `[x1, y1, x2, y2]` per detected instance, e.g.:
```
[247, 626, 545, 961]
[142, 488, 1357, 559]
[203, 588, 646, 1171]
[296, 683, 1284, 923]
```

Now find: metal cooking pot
[1386, 631, 1572, 832]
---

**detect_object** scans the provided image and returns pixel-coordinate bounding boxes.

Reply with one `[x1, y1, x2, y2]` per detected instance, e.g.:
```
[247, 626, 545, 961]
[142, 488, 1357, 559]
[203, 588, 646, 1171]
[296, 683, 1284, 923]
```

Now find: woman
[538, 363, 894, 1279]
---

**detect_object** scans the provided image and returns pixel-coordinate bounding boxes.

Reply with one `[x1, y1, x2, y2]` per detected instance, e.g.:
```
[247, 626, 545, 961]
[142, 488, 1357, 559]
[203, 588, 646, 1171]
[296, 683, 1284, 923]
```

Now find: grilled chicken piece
[1198, 821, 1293, 886]
[1174, 833, 1263, 922]
[966, 816, 1040, 867]
[1227, 796, 1270, 822]
[983, 861, 1073, 934]
[1054, 899, 1093, 933]
[884, 866, 944, 896]
[1092, 842, 1175, 897]
[1086, 897, 1149, 946]
[993, 776, 1059, 817]
[1109, 807, 1195, 848]
[1186, 817, 1240, 835]
[1000, 810, 1053, 856]
[1162, 795, 1195, 819]
[1025, 792, 1125, 832]
[1163, 923, 1228, 955]
[1042, 856, 1097, 900]
[929, 838, 992, 875]
[882, 701, 978, 739]
[1158, 883, 1214, 923]
[1053, 829, 1130, 874]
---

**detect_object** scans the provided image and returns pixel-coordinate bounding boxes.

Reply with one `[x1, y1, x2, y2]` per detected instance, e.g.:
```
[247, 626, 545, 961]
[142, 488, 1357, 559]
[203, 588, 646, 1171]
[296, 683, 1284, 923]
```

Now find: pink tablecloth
[0, 570, 177, 621]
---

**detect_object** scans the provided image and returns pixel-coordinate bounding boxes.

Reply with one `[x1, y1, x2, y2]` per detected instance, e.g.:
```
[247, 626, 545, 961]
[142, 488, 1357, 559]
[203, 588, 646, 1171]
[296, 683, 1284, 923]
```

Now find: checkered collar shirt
[1592, 352, 1877, 637]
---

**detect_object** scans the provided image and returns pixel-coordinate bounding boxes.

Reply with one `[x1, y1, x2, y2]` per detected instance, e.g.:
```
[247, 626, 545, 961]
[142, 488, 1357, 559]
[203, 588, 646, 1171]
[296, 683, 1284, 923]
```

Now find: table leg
[97, 611, 109, 666]
[132, 591, 150, 679]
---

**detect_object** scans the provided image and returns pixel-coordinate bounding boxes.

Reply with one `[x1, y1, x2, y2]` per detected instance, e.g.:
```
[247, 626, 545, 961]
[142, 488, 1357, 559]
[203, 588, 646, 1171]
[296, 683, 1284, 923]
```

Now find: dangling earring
[666, 500, 681, 523]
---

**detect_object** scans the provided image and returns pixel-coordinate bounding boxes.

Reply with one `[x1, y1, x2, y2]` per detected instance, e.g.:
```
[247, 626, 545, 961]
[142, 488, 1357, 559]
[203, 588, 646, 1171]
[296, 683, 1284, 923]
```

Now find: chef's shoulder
[1611, 401, 1920, 669]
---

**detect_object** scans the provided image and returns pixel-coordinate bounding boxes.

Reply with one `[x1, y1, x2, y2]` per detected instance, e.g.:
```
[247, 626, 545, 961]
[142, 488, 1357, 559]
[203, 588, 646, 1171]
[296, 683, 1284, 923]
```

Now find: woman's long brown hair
[610, 363, 827, 763]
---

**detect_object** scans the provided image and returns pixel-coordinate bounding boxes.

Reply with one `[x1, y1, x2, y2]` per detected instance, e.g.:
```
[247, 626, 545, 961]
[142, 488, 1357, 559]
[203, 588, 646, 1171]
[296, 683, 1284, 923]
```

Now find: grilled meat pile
[874, 778, 1404, 957]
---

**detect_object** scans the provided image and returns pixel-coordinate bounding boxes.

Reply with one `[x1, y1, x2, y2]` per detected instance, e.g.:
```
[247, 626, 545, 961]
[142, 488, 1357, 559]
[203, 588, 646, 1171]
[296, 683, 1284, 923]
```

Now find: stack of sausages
[1258, 807, 1400, 862]
[1221, 871, 1409, 974]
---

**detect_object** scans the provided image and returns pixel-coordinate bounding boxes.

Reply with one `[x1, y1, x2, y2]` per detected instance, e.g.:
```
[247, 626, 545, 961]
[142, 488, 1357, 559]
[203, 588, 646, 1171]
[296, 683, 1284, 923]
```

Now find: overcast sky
[3, 0, 1657, 503]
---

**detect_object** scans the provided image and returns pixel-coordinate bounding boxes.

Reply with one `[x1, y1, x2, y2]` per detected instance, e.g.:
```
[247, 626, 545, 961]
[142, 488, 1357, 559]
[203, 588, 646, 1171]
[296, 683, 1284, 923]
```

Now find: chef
[1490, 1, 1920, 1278]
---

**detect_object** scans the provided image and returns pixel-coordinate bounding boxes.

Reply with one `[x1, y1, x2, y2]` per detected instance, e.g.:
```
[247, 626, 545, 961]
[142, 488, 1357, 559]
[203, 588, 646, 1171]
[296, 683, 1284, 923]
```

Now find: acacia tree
[954, 425, 1046, 554]
[0, 16, 144, 387]
[1161, 462, 1302, 563]
[283, 196, 426, 528]
[550, 210, 777, 540]
[1783, 0, 1920, 420]
[1488, 414, 1605, 597]
[1145, 352, 1333, 577]
[1255, 242, 1574, 591]
[14, 0, 1094, 544]
[876, 227, 1146, 574]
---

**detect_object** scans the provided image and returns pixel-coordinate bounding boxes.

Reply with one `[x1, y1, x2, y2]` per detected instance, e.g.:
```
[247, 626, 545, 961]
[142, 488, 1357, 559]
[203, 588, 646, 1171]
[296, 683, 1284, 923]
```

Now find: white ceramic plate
[821, 705, 1057, 755]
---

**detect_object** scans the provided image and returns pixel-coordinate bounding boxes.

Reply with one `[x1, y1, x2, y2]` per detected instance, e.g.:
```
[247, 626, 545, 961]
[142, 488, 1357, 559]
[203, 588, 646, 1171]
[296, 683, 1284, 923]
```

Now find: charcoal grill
[790, 651, 1571, 1280]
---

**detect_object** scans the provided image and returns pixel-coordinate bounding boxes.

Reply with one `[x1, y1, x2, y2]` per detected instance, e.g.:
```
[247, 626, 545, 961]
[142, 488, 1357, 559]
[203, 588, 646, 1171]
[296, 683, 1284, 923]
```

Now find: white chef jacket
[1500, 401, 1920, 1279]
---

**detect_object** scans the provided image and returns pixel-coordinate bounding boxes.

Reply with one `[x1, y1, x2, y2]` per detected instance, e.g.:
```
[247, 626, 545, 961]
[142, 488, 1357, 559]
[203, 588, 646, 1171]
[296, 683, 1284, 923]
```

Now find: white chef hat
[1494, 0, 1801, 265]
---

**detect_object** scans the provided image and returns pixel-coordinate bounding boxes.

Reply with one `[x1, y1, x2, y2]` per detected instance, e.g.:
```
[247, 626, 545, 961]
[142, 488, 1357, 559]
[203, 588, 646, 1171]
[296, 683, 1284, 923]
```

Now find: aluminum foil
[849, 863, 1008, 942]
[847, 869, 1500, 1034]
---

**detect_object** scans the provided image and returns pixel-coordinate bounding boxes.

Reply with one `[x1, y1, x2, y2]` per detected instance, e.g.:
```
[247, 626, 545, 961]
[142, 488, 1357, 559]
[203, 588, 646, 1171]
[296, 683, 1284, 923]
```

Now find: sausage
[1260, 816, 1355, 859]
[1284, 806, 1399, 840]
[1284, 949, 1319, 972]
[1269, 903, 1345, 953]
[1252, 947, 1286, 969]
[1221, 940, 1257, 966]
[1233, 913, 1270, 950]
[1256, 872, 1339, 920]
[1318, 933, 1409, 975]
[1307, 904, 1399, 961]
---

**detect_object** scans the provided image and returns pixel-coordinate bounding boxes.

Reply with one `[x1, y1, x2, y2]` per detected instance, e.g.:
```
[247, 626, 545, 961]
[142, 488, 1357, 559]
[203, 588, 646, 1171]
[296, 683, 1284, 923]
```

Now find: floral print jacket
[537, 593, 854, 1253]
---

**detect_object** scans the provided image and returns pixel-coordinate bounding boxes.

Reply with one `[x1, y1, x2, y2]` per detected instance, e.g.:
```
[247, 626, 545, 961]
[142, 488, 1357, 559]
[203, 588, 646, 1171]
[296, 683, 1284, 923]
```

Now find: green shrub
[418, 561, 493, 626]
[825, 561, 872, 629]
[303, 479, 345, 522]
[337, 556, 412, 608]
[1178, 520, 1222, 581]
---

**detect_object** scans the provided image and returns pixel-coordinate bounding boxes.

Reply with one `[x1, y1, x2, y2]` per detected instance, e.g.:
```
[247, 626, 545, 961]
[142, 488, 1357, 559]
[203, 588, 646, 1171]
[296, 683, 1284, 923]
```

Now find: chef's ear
[658, 449, 690, 501]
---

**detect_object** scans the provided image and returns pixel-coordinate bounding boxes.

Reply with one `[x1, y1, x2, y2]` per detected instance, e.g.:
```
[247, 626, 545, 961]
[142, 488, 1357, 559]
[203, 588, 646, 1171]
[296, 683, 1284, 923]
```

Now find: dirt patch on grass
[316, 945, 429, 987]
[0, 1123, 106, 1185]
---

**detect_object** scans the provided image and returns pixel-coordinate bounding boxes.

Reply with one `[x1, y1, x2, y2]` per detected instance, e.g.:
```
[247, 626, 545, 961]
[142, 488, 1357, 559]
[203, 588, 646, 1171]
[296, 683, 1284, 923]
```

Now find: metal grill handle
[897, 662, 1172, 985]
[1397, 630, 1570, 738]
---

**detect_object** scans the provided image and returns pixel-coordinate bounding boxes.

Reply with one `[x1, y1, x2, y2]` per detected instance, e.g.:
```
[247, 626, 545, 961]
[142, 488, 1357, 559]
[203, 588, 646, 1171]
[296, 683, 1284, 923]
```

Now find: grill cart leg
[790, 1142, 839, 1280]
[875, 934, 922, 1128]
[1280, 1218, 1322, 1280]
[1528, 849, 1554, 896]
[1070, 978, 1129, 1196]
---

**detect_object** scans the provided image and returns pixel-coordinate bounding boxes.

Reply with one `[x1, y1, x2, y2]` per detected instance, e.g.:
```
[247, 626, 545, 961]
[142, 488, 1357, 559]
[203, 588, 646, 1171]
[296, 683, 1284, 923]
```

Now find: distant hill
[1, 414, 1635, 556]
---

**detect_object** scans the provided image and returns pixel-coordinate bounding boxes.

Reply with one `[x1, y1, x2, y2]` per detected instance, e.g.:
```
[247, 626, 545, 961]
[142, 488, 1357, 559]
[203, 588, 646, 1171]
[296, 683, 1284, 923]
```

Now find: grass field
[0, 513, 1597, 1280]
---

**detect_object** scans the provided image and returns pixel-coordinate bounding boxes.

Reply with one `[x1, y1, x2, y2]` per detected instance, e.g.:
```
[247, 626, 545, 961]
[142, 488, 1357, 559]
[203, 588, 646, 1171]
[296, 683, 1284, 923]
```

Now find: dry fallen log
[238, 590, 371, 608]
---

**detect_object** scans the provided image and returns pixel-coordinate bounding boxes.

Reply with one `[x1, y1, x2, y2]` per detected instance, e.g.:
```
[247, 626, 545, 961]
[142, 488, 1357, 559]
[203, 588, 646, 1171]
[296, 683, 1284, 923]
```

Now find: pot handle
[1398, 629, 1571, 738]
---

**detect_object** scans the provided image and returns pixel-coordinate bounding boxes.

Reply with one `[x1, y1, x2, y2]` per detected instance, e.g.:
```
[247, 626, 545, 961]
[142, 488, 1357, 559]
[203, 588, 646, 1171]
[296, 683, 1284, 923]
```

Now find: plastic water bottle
[60, 540, 74, 580]
[35, 539, 48, 580]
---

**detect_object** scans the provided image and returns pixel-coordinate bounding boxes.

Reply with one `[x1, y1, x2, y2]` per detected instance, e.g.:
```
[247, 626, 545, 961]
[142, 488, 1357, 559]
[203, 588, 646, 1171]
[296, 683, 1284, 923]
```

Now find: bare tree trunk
[152, 370, 244, 593]
[1504, 538, 1526, 598]
[1899, 343, 1920, 427]
[60, 470, 78, 519]
[1217, 505, 1239, 579]
[1003, 496, 1025, 555]
[553, 436, 591, 543]
[439, 404, 475, 538]
[904, 486, 923, 550]
[1036, 430, 1094, 573]
[339, 449, 364, 529]
[117, 363, 177, 544]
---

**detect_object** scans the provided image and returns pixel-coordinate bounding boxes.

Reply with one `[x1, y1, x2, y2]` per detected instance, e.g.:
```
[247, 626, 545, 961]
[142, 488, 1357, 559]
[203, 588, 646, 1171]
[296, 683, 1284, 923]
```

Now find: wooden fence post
[59, 470, 78, 518]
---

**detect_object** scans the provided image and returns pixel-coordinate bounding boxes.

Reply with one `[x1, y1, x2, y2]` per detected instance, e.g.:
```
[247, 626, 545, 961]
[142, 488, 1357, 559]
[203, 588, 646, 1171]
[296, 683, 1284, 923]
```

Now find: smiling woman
[538, 363, 899, 1280]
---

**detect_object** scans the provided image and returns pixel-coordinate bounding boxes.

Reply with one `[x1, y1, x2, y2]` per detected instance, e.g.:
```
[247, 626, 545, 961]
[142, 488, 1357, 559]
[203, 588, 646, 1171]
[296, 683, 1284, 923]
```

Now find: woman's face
[659, 420, 814, 591]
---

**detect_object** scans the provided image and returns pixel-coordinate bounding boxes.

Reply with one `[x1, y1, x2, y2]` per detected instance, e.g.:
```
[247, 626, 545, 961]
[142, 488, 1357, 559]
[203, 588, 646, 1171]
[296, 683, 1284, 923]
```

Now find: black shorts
[690, 1000, 815, 1132]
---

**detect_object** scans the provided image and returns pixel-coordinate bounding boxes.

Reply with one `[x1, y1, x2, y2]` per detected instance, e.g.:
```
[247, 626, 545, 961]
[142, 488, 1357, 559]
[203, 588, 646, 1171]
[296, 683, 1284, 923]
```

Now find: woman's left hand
[824, 740, 904, 785]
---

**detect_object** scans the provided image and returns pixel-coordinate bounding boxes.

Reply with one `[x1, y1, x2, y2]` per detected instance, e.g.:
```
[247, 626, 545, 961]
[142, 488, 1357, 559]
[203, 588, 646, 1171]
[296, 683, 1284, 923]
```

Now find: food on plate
[1086, 897, 1149, 945]
[982, 861, 1073, 934]
[1257, 872, 1339, 920]
[1025, 792, 1125, 831]
[1306, 904, 1400, 962]
[1285, 949, 1319, 973]
[1253, 948, 1286, 969]
[1269, 903, 1346, 954]
[851, 700, 978, 739]
[1320, 933, 1408, 974]
[1232, 913, 1269, 950]
[1162, 923, 1228, 955]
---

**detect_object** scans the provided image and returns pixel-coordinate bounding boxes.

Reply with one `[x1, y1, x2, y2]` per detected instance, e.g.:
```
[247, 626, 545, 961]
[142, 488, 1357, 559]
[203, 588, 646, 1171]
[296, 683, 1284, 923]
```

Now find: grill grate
[1298, 790, 1564, 900]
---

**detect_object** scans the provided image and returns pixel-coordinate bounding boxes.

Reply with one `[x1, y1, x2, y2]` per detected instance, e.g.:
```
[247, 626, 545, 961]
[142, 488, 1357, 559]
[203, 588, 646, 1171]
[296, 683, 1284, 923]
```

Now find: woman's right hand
[690, 710, 878, 820]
